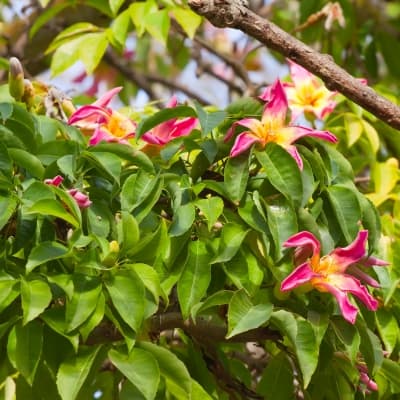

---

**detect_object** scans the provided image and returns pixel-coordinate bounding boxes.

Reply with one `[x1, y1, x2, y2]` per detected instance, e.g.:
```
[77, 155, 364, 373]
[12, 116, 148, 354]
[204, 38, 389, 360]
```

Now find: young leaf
[171, 8, 202, 39]
[144, 9, 170, 45]
[109, 347, 160, 400]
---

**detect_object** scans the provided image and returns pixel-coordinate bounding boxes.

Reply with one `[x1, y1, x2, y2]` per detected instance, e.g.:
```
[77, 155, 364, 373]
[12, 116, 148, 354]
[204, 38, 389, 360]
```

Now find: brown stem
[188, 0, 400, 131]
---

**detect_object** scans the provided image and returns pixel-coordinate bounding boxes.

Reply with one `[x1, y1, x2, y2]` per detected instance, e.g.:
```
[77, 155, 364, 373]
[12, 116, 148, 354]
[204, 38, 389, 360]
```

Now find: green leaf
[271, 310, 319, 387]
[0, 195, 18, 230]
[212, 223, 249, 264]
[21, 278, 52, 325]
[90, 143, 154, 172]
[177, 240, 213, 319]
[121, 170, 159, 212]
[255, 144, 303, 205]
[27, 199, 79, 227]
[169, 202, 195, 237]
[109, 347, 160, 400]
[227, 290, 272, 338]
[129, 1, 158, 36]
[83, 151, 122, 183]
[325, 185, 361, 243]
[65, 275, 102, 332]
[51, 32, 108, 76]
[105, 270, 145, 332]
[110, 9, 131, 46]
[191, 290, 234, 320]
[0, 279, 19, 315]
[195, 197, 224, 231]
[57, 346, 102, 400]
[128, 263, 166, 305]
[224, 152, 250, 203]
[26, 241, 69, 273]
[30, 2, 71, 38]
[194, 102, 226, 136]
[137, 342, 192, 398]
[109, 0, 125, 15]
[172, 8, 202, 39]
[9, 148, 44, 179]
[120, 211, 140, 255]
[257, 352, 294, 399]
[0, 102, 13, 120]
[144, 9, 170, 45]
[380, 359, 400, 393]
[136, 106, 197, 140]
[375, 309, 398, 355]
[15, 320, 43, 385]
[264, 197, 298, 260]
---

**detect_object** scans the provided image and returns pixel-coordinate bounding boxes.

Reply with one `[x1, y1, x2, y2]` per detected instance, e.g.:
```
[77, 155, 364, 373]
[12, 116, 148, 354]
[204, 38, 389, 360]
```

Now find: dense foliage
[0, 1, 399, 399]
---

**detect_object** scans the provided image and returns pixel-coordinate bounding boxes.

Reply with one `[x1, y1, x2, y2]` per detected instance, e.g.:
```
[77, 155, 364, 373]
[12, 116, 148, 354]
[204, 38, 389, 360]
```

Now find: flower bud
[8, 57, 24, 101]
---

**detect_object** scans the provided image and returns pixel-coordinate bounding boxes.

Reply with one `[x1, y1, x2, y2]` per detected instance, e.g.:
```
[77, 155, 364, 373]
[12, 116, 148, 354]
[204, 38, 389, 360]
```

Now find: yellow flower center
[291, 82, 330, 110]
[106, 112, 135, 138]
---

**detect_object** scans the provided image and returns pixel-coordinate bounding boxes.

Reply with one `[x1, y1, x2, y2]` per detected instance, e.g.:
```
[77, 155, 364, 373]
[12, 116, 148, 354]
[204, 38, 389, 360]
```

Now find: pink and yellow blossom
[226, 79, 337, 168]
[280, 60, 337, 121]
[141, 96, 198, 146]
[280, 230, 388, 324]
[68, 87, 136, 146]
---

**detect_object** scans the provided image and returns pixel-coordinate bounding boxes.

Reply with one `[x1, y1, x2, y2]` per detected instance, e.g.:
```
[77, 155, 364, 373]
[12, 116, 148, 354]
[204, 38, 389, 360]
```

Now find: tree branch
[188, 0, 400, 131]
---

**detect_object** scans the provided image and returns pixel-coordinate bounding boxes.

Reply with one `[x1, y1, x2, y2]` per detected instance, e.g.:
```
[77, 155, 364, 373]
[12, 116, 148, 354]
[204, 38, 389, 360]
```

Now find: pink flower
[280, 230, 388, 324]
[141, 96, 198, 146]
[279, 60, 337, 121]
[67, 189, 92, 209]
[225, 80, 337, 169]
[68, 87, 136, 145]
[45, 175, 91, 209]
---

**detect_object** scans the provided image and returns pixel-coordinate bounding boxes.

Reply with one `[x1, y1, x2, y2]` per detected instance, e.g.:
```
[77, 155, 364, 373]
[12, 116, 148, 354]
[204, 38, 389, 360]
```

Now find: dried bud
[8, 57, 24, 101]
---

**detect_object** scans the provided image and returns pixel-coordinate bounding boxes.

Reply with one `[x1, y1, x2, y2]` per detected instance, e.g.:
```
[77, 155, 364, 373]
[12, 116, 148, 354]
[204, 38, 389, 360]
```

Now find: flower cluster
[68, 89, 197, 147]
[280, 230, 387, 324]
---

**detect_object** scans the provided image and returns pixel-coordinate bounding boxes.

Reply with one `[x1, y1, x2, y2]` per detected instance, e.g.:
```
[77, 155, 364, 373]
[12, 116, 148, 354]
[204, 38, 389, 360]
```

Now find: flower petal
[284, 231, 321, 255]
[141, 132, 166, 145]
[230, 131, 260, 157]
[169, 117, 198, 138]
[330, 230, 368, 269]
[261, 79, 288, 125]
[285, 145, 303, 169]
[44, 175, 64, 187]
[93, 86, 122, 108]
[166, 95, 178, 108]
[280, 262, 316, 291]
[360, 256, 389, 267]
[68, 105, 109, 125]
[332, 274, 378, 311]
[89, 127, 114, 146]
[314, 280, 358, 324]
[347, 265, 380, 288]
[287, 60, 314, 85]
[290, 126, 338, 144]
